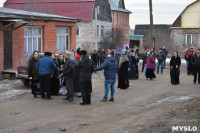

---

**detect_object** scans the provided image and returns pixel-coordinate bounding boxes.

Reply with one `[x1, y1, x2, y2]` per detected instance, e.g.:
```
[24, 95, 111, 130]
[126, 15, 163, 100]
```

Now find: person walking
[95, 55, 118, 102]
[190, 49, 200, 84]
[91, 50, 99, 68]
[28, 51, 40, 98]
[146, 51, 156, 80]
[77, 50, 94, 105]
[62, 51, 75, 102]
[170, 51, 181, 85]
[118, 51, 129, 89]
[162, 46, 168, 68]
[36, 52, 58, 100]
[156, 48, 165, 74]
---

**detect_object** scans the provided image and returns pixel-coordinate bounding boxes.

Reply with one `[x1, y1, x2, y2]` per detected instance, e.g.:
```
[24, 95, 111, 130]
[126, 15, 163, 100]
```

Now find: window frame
[76, 26, 80, 36]
[186, 34, 193, 45]
[24, 26, 43, 55]
[56, 27, 70, 52]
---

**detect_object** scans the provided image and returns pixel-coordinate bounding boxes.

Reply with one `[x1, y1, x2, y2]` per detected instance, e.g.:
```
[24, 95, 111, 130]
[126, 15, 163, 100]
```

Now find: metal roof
[108, 0, 131, 13]
[4, 0, 95, 22]
[0, 7, 79, 22]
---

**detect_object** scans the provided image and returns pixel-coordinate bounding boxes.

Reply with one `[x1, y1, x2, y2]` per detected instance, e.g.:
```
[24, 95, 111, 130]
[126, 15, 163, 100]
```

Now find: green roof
[130, 35, 143, 40]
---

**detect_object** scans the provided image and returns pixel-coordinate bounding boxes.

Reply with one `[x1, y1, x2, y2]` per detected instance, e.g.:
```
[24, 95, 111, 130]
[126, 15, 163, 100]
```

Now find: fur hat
[79, 50, 87, 56]
[44, 52, 51, 56]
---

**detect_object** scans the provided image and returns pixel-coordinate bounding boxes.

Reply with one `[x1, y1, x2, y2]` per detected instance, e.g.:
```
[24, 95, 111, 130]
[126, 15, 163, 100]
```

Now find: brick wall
[111, 11, 130, 44]
[171, 28, 200, 58]
[0, 19, 76, 73]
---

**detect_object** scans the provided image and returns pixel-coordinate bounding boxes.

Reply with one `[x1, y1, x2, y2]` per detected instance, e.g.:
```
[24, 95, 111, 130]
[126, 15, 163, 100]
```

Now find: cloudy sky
[0, 0, 197, 29]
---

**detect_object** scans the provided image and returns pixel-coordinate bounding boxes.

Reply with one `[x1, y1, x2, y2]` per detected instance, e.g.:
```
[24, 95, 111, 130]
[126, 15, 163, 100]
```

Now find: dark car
[17, 53, 61, 86]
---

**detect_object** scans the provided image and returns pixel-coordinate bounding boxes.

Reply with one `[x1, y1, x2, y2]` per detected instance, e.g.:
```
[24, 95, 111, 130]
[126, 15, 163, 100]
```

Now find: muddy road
[0, 66, 199, 133]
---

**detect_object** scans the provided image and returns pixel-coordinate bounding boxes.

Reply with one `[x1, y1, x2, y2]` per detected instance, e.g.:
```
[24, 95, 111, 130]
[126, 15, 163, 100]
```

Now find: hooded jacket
[95, 57, 118, 80]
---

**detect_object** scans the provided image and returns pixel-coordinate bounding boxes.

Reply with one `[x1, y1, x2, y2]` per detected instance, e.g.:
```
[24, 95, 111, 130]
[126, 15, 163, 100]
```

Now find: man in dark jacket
[77, 50, 94, 105]
[91, 50, 99, 68]
[36, 52, 58, 100]
[156, 48, 165, 74]
[62, 50, 75, 102]
[95, 55, 118, 102]
[162, 46, 168, 68]
[190, 49, 200, 84]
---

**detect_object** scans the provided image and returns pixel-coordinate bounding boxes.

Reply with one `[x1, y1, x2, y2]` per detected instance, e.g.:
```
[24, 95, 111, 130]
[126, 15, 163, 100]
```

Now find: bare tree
[100, 28, 124, 50]
[81, 42, 94, 55]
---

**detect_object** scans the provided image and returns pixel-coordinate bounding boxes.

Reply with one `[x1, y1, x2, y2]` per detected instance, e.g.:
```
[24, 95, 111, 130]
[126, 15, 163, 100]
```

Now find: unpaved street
[0, 66, 200, 133]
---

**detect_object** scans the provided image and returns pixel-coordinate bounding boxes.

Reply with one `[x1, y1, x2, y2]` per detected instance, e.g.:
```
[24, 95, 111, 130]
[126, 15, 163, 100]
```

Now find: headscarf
[119, 51, 129, 67]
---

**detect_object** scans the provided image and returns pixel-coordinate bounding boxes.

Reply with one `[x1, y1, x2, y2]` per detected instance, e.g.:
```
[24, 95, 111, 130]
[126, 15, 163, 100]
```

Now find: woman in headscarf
[28, 51, 40, 98]
[170, 51, 181, 85]
[146, 51, 156, 80]
[118, 50, 129, 89]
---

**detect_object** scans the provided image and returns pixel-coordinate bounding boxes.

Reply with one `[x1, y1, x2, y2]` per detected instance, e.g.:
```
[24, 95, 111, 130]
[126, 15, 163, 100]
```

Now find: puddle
[0, 90, 30, 100]
[146, 95, 197, 108]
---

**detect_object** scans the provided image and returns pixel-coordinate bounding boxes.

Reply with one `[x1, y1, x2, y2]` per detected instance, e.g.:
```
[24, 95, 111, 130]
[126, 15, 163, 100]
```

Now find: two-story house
[171, 0, 200, 58]
[108, 0, 132, 45]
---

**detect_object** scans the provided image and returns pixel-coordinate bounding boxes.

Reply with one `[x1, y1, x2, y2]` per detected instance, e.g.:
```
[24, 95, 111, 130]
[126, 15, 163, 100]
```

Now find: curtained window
[24, 26, 42, 55]
[56, 27, 70, 52]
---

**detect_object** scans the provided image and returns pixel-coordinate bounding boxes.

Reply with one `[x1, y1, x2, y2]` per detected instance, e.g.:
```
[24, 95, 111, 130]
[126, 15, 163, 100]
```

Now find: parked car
[17, 53, 61, 86]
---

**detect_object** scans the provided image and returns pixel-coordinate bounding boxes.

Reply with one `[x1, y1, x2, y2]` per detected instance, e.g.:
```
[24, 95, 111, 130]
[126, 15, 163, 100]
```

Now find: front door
[4, 30, 13, 69]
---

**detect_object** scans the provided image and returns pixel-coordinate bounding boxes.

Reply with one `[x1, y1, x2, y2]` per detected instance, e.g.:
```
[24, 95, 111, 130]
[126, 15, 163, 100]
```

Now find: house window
[56, 27, 70, 52]
[120, 14, 121, 25]
[186, 34, 193, 44]
[76, 26, 79, 36]
[123, 15, 125, 25]
[24, 26, 42, 55]
[101, 26, 104, 37]
[117, 14, 119, 25]
[97, 25, 99, 37]
[103, 6, 106, 16]
[126, 15, 128, 25]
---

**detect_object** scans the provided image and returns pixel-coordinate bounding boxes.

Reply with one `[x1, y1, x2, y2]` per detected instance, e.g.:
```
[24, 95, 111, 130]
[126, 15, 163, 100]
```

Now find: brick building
[0, 7, 78, 79]
[4, 0, 113, 50]
[171, 0, 200, 58]
[108, 0, 131, 45]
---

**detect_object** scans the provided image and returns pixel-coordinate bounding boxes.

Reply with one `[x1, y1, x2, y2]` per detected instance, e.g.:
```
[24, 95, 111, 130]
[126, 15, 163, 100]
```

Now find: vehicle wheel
[22, 79, 30, 86]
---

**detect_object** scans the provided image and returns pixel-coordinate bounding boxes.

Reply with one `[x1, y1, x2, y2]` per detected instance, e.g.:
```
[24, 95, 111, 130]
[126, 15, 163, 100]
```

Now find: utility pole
[95, 7, 98, 50]
[149, 0, 154, 48]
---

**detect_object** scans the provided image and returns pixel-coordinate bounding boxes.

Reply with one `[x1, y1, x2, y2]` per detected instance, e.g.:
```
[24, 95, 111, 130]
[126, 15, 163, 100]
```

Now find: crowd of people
[27, 46, 200, 105]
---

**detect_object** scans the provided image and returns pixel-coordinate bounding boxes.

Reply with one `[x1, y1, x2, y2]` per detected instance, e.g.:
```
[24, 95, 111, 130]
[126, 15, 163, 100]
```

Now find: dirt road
[0, 66, 199, 133]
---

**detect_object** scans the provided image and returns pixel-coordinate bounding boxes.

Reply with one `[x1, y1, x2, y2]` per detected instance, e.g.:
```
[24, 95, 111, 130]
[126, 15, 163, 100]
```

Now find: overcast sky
[0, 0, 197, 29]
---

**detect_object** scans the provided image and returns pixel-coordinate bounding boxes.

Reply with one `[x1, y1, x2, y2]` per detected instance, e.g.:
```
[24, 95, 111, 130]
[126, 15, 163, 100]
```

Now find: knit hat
[74, 54, 81, 59]
[79, 50, 87, 56]
[122, 50, 127, 55]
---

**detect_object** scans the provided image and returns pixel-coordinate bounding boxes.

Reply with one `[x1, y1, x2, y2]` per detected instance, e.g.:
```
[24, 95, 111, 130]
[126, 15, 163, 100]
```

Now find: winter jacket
[62, 56, 75, 79]
[77, 55, 94, 82]
[28, 57, 39, 80]
[36, 55, 58, 76]
[142, 53, 148, 64]
[95, 57, 118, 80]
[170, 56, 181, 68]
[163, 49, 168, 57]
[91, 53, 99, 63]
[156, 52, 165, 63]
[146, 55, 155, 69]
[127, 54, 133, 68]
[190, 54, 200, 68]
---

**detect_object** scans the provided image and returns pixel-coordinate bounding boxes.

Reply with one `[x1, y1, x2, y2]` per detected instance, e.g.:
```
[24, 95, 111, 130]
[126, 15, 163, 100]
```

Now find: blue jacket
[36, 55, 58, 76]
[163, 49, 168, 57]
[95, 57, 118, 80]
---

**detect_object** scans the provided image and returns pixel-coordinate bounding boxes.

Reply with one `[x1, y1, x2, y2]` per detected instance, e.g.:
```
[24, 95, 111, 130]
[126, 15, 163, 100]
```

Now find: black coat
[28, 57, 39, 80]
[62, 56, 74, 79]
[170, 56, 181, 76]
[118, 61, 129, 89]
[78, 55, 94, 82]
[91, 53, 99, 63]
[190, 54, 200, 69]
[74, 58, 81, 92]
[142, 53, 148, 64]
